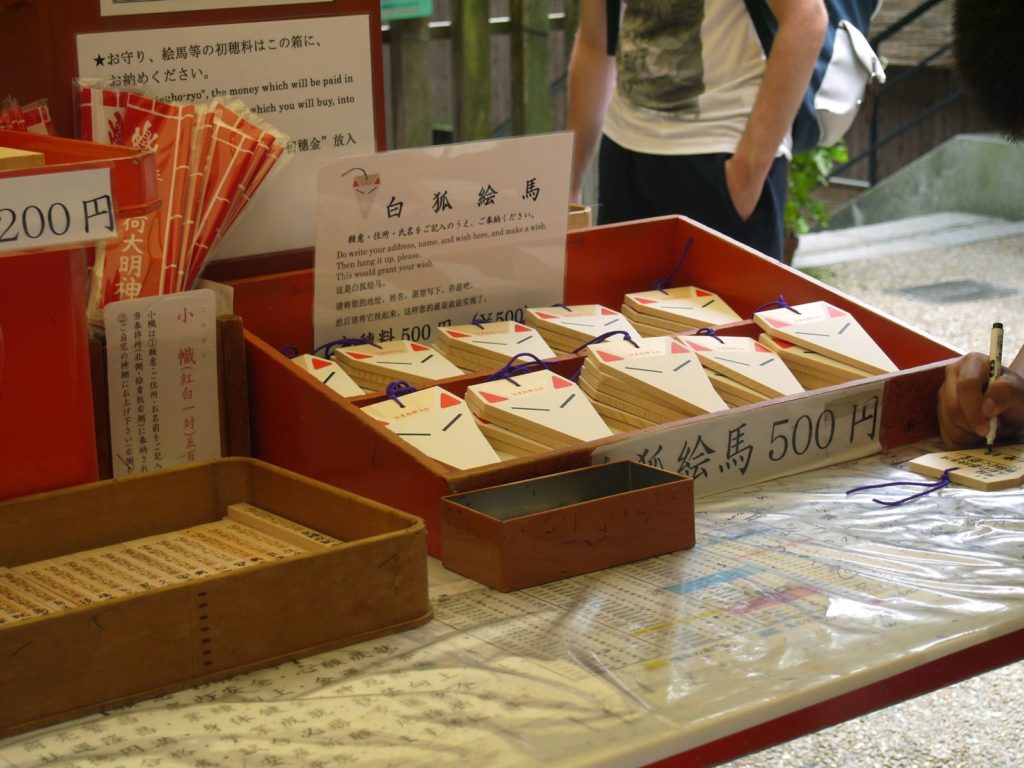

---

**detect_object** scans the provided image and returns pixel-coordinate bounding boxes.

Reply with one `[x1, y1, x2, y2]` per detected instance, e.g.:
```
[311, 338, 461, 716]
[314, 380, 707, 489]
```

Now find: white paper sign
[76, 15, 375, 260]
[594, 381, 886, 497]
[0, 169, 115, 256]
[101, 0, 328, 16]
[312, 132, 573, 351]
[104, 289, 221, 478]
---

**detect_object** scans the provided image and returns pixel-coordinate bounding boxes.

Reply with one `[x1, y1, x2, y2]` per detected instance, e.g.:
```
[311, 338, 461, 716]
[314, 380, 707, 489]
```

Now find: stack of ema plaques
[525, 304, 640, 354]
[464, 369, 613, 450]
[471, 414, 552, 458]
[435, 320, 556, 372]
[620, 286, 742, 336]
[360, 387, 501, 470]
[753, 300, 898, 389]
[291, 354, 365, 397]
[675, 335, 804, 406]
[332, 340, 463, 390]
[577, 335, 728, 433]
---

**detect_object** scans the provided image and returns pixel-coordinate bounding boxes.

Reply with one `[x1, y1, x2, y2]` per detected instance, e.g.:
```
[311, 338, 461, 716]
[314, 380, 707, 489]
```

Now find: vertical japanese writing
[116, 217, 147, 300]
[850, 394, 879, 442]
[147, 309, 164, 469]
[116, 312, 134, 475]
[133, 311, 149, 473]
[178, 344, 197, 463]
[105, 290, 220, 479]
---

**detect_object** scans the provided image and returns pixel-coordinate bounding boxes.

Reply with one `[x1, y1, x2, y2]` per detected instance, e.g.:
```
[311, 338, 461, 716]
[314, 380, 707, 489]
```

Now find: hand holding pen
[986, 322, 1003, 453]
[938, 326, 1024, 451]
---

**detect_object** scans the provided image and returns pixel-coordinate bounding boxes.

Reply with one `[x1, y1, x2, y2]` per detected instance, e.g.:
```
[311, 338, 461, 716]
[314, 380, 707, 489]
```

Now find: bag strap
[742, 0, 777, 54]
[606, 0, 620, 56]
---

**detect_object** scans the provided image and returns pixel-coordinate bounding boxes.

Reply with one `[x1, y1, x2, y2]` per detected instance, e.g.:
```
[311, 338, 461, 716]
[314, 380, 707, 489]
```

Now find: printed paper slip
[465, 370, 613, 446]
[333, 340, 463, 388]
[226, 503, 344, 550]
[908, 445, 1024, 491]
[678, 335, 804, 398]
[361, 387, 501, 470]
[622, 286, 742, 328]
[584, 336, 727, 415]
[753, 301, 898, 375]
[103, 290, 221, 478]
[292, 354, 364, 397]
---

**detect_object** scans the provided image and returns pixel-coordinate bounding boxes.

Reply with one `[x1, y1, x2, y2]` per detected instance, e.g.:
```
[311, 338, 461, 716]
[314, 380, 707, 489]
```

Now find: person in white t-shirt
[567, 0, 827, 261]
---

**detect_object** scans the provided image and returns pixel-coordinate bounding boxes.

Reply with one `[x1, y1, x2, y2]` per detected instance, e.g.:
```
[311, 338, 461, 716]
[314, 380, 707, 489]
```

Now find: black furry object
[953, 0, 1024, 140]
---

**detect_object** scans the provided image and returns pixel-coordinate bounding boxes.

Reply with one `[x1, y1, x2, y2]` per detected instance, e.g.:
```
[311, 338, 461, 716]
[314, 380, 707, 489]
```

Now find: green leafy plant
[785, 142, 849, 236]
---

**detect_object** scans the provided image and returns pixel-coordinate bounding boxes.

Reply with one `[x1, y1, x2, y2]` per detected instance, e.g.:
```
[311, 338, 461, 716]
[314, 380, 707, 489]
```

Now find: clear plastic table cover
[3, 440, 1024, 768]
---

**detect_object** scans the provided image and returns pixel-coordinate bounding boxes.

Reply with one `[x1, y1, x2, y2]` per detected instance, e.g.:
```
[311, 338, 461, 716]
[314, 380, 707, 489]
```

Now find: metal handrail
[870, 0, 948, 47]
[832, 0, 958, 185]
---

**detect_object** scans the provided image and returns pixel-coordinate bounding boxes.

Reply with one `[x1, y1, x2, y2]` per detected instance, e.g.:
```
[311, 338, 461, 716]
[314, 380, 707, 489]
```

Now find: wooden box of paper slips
[221, 214, 961, 558]
[0, 458, 431, 739]
[441, 461, 694, 591]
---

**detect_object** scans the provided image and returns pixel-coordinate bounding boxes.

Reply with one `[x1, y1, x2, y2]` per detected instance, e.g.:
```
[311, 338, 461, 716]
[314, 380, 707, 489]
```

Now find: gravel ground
[724, 233, 1024, 768]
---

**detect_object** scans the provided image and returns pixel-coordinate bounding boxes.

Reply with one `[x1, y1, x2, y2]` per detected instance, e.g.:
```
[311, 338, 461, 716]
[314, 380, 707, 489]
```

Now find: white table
[3, 439, 1023, 768]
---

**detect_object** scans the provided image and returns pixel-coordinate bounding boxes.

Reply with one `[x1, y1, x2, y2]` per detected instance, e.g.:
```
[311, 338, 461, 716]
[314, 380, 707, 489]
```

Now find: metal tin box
[441, 461, 694, 591]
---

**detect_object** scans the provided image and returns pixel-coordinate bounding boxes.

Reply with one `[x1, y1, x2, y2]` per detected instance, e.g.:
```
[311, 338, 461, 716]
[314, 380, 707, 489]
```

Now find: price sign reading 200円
[0, 168, 116, 256]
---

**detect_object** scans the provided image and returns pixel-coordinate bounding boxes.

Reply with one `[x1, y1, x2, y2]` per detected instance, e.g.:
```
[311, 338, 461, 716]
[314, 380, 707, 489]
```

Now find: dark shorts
[597, 135, 788, 261]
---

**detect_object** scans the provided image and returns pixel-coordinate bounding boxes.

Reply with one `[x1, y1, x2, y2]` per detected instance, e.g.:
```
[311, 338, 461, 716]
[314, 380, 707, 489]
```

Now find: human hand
[724, 156, 762, 221]
[937, 351, 1024, 449]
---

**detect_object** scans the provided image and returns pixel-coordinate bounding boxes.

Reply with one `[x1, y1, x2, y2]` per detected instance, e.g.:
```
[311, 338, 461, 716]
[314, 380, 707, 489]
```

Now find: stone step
[792, 212, 1024, 269]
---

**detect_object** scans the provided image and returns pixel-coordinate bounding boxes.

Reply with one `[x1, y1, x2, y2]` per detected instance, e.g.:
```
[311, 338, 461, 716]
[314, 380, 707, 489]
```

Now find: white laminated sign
[313, 133, 573, 352]
[103, 289, 221, 478]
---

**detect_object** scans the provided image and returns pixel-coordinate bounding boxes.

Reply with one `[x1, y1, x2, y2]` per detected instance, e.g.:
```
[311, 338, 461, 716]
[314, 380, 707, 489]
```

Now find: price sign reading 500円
[595, 380, 886, 497]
